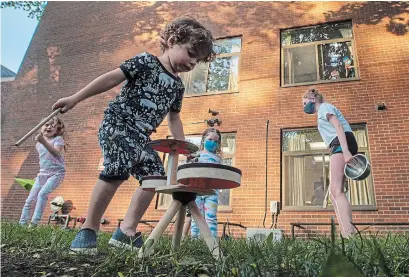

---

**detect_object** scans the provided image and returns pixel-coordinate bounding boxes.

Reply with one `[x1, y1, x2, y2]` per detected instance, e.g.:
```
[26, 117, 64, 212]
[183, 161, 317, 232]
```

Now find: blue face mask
[204, 140, 218, 153]
[304, 101, 315, 114]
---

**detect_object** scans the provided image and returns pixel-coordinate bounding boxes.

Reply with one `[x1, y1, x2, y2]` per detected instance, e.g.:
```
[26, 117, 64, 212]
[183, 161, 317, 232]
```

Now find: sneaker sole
[108, 238, 140, 250]
[69, 247, 97, 255]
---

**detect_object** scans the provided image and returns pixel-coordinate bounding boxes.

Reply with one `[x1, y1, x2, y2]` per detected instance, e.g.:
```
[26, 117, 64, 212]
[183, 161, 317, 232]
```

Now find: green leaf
[319, 251, 364, 277]
[266, 232, 274, 246]
[118, 272, 125, 277]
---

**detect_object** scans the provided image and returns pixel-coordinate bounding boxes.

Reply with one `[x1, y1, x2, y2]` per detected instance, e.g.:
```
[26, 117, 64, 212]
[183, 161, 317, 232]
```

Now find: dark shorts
[98, 114, 165, 182]
[329, 132, 358, 156]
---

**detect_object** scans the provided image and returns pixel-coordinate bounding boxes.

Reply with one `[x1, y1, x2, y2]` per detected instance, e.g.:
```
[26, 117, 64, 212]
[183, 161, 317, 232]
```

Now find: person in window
[311, 177, 325, 205]
[302, 88, 358, 238]
[330, 70, 340, 80]
[343, 56, 355, 78]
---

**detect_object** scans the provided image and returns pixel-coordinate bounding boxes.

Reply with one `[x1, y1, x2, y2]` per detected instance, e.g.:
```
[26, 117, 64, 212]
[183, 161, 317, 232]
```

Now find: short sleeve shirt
[105, 52, 185, 134]
[317, 102, 352, 147]
[37, 136, 65, 174]
[197, 152, 222, 164]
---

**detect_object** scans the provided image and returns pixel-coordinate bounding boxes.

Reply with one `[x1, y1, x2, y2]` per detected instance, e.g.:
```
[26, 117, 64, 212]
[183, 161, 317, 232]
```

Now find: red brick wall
[2, 2, 408, 236]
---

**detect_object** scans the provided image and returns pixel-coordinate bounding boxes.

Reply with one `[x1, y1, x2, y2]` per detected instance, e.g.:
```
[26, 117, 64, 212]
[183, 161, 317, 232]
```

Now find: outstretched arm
[52, 68, 126, 113]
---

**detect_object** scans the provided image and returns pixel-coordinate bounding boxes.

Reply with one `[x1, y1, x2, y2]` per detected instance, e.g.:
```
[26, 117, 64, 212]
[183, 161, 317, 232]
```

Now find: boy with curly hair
[53, 17, 215, 254]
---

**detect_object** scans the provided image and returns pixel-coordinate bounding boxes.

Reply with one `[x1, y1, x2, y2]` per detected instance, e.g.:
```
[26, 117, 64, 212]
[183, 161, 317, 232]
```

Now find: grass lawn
[1, 221, 408, 277]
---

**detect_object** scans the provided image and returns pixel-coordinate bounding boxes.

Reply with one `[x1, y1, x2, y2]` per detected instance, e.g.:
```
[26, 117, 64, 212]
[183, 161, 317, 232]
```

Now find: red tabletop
[148, 139, 199, 154]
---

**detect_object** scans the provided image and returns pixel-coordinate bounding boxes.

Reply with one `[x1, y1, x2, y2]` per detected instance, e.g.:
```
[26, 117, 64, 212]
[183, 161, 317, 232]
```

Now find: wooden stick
[138, 200, 182, 258]
[172, 205, 186, 251]
[188, 201, 220, 260]
[15, 108, 62, 146]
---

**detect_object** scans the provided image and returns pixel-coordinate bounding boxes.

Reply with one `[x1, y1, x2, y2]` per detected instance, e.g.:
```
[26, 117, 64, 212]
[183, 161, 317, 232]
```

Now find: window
[180, 37, 241, 95]
[158, 133, 237, 210]
[281, 21, 358, 86]
[281, 125, 375, 210]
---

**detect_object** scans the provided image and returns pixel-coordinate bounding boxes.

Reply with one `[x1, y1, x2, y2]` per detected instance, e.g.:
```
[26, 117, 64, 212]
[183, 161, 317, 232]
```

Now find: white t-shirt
[37, 136, 65, 175]
[317, 103, 352, 147]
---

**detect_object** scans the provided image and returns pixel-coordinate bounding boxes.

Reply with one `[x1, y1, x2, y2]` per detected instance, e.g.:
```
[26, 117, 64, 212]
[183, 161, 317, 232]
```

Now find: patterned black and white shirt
[104, 52, 185, 135]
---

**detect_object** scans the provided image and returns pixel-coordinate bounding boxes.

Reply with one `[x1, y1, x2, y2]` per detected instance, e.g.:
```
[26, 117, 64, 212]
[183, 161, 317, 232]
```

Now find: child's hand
[35, 133, 46, 144]
[343, 150, 353, 164]
[52, 95, 78, 113]
[185, 153, 199, 163]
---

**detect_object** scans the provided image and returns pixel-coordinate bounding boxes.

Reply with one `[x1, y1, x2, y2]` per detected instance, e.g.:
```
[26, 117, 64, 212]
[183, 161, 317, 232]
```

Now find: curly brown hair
[160, 16, 215, 62]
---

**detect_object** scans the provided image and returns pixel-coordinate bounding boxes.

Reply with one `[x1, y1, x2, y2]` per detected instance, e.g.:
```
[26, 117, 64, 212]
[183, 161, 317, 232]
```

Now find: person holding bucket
[302, 88, 358, 238]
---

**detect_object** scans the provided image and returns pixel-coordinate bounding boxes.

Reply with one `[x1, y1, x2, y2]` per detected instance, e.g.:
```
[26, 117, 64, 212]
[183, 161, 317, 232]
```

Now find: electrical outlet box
[246, 228, 283, 243]
[270, 201, 278, 213]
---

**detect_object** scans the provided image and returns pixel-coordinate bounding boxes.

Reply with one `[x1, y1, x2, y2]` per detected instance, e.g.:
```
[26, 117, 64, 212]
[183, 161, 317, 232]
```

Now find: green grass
[1, 220, 408, 277]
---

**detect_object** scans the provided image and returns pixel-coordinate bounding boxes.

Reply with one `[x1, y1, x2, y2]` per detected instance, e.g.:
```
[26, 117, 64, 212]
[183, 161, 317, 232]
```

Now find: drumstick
[15, 108, 62, 146]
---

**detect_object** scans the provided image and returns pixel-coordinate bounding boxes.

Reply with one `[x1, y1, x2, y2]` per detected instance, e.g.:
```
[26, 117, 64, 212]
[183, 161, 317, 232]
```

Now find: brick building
[2, 2, 408, 237]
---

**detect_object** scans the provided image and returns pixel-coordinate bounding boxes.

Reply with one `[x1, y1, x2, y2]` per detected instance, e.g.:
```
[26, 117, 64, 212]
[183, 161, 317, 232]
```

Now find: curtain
[228, 56, 239, 91]
[288, 134, 306, 206]
[347, 130, 374, 205]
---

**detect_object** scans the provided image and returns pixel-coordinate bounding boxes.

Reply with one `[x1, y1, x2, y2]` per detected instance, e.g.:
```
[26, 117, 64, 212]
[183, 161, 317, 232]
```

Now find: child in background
[302, 88, 358, 238]
[19, 117, 66, 227]
[190, 128, 223, 238]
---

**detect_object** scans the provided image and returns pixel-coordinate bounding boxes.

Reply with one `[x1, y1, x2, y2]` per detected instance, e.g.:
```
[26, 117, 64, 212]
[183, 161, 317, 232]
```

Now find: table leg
[166, 152, 179, 186]
[172, 205, 186, 251]
[188, 201, 220, 260]
[138, 200, 182, 257]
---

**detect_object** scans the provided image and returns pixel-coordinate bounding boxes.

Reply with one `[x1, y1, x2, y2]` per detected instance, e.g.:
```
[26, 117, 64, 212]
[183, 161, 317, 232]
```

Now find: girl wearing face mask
[188, 127, 223, 238]
[302, 88, 358, 238]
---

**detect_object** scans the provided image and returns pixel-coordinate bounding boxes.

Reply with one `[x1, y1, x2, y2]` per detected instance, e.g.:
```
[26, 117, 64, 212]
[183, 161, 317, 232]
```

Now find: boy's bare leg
[120, 187, 156, 236]
[81, 179, 124, 231]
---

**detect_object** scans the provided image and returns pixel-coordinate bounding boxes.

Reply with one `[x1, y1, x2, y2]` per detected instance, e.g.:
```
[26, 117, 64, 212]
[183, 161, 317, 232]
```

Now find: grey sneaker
[108, 227, 143, 249]
[70, 228, 97, 255]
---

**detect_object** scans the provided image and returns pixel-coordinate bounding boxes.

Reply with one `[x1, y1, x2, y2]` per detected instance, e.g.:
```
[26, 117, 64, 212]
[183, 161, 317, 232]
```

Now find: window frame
[182, 36, 242, 97]
[156, 132, 237, 212]
[280, 124, 376, 211]
[280, 20, 360, 87]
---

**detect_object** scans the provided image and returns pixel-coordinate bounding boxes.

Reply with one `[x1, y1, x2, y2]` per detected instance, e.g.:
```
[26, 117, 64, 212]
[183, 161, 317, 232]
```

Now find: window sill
[281, 77, 360, 88]
[156, 206, 233, 213]
[282, 205, 377, 212]
[218, 207, 233, 213]
[184, 91, 239, 98]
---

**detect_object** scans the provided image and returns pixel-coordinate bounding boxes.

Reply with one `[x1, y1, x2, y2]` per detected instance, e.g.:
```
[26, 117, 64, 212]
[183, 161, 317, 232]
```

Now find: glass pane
[282, 125, 375, 208]
[181, 63, 208, 94]
[207, 56, 239, 92]
[319, 41, 356, 80]
[282, 129, 324, 152]
[219, 189, 230, 206]
[284, 154, 327, 207]
[159, 194, 172, 208]
[281, 21, 352, 45]
[219, 133, 236, 207]
[214, 37, 241, 54]
[283, 46, 317, 85]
